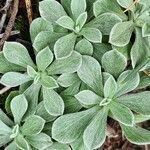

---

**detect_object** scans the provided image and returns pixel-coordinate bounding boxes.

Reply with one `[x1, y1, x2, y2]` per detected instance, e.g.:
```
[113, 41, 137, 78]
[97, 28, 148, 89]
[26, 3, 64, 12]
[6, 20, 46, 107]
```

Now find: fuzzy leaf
[110, 101, 134, 126]
[93, 0, 127, 20]
[75, 90, 103, 106]
[30, 17, 53, 42]
[39, 0, 67, 22]
[117, 91, 150, 115]
[54, 33, 77, 59]
[117, 0, 133, 8]
[5, 142, 19, 150]
[102, 50, 127, 78]
[142, 23, 150, 37]
[46, 143, 71, 150]
[86, 13, 122, 35]
[27, 133, 53, 150]
[11, 94, 28, 124]
[80, 28, 102, 43]
[83, 108, 108, 149]
[27, 66, 37, 78]
[121, 125, 150, 145]
[21, 115, 45, 136]
[109, 21, 134, 47]
[75, 39, 93, 55]
[0, 72, 31, 87]
[56, 16, 75, 30]
[47, 51, 82, 75]
[43, 88, 64, 116]
[0, 135, 11, 147]
[104, 76, 117, 99]
[3, 42, 35, 68]
[77, 56, 103, 96]
[71, 0, 86, 19]
[52, 106, 99, 143]
[0, 120, 12, 135]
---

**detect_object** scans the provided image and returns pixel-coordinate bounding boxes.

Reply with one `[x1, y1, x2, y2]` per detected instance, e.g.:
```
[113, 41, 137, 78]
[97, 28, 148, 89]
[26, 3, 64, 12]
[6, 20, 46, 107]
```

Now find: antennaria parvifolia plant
[0, 0, 150, 149]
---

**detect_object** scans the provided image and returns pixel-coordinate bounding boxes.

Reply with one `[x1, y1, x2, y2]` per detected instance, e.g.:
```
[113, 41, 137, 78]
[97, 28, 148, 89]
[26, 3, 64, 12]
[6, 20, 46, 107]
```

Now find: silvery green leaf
[33, 31, 65, 52]
[61, 0, 72, 16]
[117, 91, 150, 115]
[36, 102, 56, 122]
[46, 142, 71, 150]
[93, 43, 112, 63]
[0, 135, 11, 147]
[30, 17, 53, 42]
[83, 107, 108, 149]
[41, 75, 59, 89]
[102, 50, 127, 78]
[11, 94, 28, 124]
[109, 21, 134, 47]
[23, 83, 41, 118]
[76, 12, 87, 31]
[52, 106, 99, 143]
[0, 52, 25, 73]
[0, 72, 31, 87]
[77, 55, 103, 96]
[117, 0, 133, 8]
[80, 28, 102, 43]
[110, 101, 134, 126]
[3, 42, 35, 68]
[15, 134, 31, 150]
[5, 142, 19, 150]
[27, 66, 37, 78]
[75, 90, 103, 106]
[47, 51, 82, 75]
[121, 125, 150, 145]
[131, 27, 150, 68]
[0, 109, 14, 126]
[56, 16, 75, 30]
[21, 115, 45, 136]
[54, 33, 77, 59]
[93, 0, 127, 20]
[0, 120, 12, 135]
[27, 133, 53, 150]
[135, 114, 150, 123]
[104, 76, 117, 99]
[43, 88, 64, 116]
[71, 0, 86, 19]
[75, 39, 93, 55]
[57, 73, 80, 87]
[36, 47, 53, 71]
[86, 13, 122, 35]
[116, 70, 140, 97]
[39, 0, 67, 22]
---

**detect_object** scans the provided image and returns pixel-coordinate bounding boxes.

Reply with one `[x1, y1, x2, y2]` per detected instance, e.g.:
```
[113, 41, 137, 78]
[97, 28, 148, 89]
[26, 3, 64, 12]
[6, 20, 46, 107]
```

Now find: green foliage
[1, 0, 150, 149]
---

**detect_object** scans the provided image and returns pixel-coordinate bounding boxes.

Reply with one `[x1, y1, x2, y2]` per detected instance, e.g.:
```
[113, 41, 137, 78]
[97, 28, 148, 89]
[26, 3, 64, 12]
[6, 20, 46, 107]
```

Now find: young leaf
[86, 13, 122, 35]
[93, 0, 127, 20]
[104, 76, 117, 99]
[52, 106, 99, 143]
[110, 101, 134, 126]
[76, 12, 87, 31]
[27, 133, 53, 150]
[102, 50, 127, 78]
[121, 125, 150, 145]
[54, 33, 77, 59]
[117, 0, 133, 8]
[77, 56, 103, 96]
[27, 66, 37, 78]
[39, 0, 67, 22]
[47, 51, 82, 75]
[43, 88, 64, 116]
[0, 72, 31, 87]
[75, 90, 103, 106]
[21, 115, 45, 136]
[71, 0, 86, 19]
[0, 120, 12, 135]
[142, 23, 150, 37]
[46, 142, 71, 150]
[56, 16, 75, 30]
[75, 39, 93, 55]
[83, 107, 108, 149]
[117, 91, 150, 115]
[109, 21, 134, 47]
[3, 42, 35, 68]
[11, 94, 28, 124]
[30, 17, 53, 42]
[80, 28, 102, 43]
[36, 47, 53, 71]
